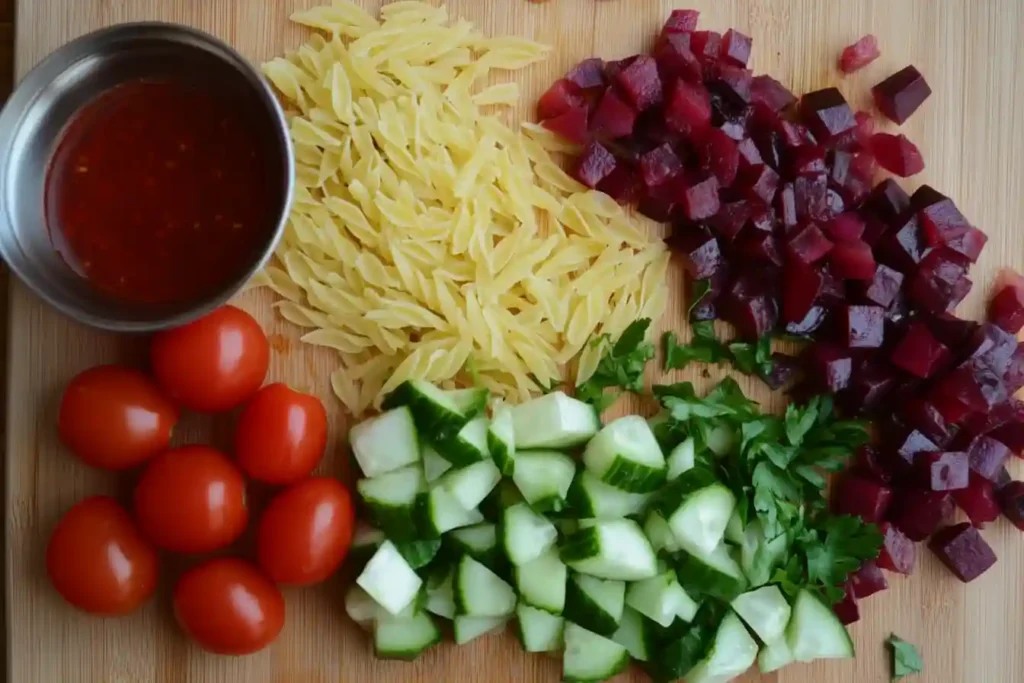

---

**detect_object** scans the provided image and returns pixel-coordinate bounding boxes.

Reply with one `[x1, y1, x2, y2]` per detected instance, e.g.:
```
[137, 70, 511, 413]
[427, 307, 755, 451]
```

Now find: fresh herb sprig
[887, 634, 924, 680]
[576, 318, 656, 413]
[662, 323, 776, 382]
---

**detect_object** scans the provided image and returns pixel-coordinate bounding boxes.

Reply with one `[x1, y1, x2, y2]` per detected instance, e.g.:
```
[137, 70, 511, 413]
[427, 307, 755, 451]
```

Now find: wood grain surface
[7, 1, 1024, 682]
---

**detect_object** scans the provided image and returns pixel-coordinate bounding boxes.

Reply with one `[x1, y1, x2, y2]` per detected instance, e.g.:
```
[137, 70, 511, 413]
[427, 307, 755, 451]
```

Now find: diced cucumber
[453, 615, 508, 645]
[583, 416, 667, 493]
[357, 465, 425, 540]
[344, 585, 379, 629]
[740, 521, 788, 588]
[758, 638, 794, 673]
[356, 540, 423, 616]
[647, 409, 682, 449]
[454, 555, 516, 617]
[724, 509, 745, 546]
[417, 486, 484, 538]
[554, 517, 580, 537]
[731, 585, 792, 644]
[394, 539, 442, 570]
[514, 550, 567, 614]
[643, 511, 681, 554]
[511, 392, 599, 449]
[611, 607, 652, 662]
[488, 403, 516, 476]
[652, 468, 736, 557]
[382, 380, 485, 438]
[436, 417, 491, 467]
[646, 602, 723, 682]
[786, 589, 855, 662]
[350, 407, 420, 478]
[423, 444, 452, 483]
[441, 459, 501, 510]
[444, 522, 500, 568]
[501, 502, 558, 566]
[676, 543, 748, 602]
[374, 609, 441, 660]
[625, 570, 699, 627]
[563, 573, 625, 636]
[569, 470, 651, 519]
[666, 437, 696, 481]
[698, 420, 737, 457]
[560, 519, 658, 581]
[683, 611, 758, 683]
[512, 450, 576, 513]
[350, 523, 385, 567]
[479, 479, 524, 522]
[516, 603, 565, 653]
[562, 622, 629, 682]
[425, 566, 456, 619]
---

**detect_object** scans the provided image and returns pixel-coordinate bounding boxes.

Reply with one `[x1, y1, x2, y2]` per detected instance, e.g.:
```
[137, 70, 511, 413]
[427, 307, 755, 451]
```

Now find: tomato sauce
[45, 80, 278, 307]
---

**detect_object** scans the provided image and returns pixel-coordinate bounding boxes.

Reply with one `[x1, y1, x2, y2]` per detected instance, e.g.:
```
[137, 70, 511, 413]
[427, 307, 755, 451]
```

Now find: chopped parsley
[576, 318, 655, 413]
[888, 635, 924, 680]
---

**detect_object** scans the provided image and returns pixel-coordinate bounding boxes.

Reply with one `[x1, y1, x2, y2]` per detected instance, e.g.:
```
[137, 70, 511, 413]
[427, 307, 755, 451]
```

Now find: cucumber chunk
[560, 519, 658, 581]
[512, 450, 576, 513]
[488, 403, 516, 476]
[423, 444, 452, 483]
[394, 538, 442, 570]
[643, 511, 681, 554]
[569, 470, 651, 519]
[625, 570, 700, 627]
[444, 522, 500, 568]
[562, 622, 629, 682]
[350, 407, 420, 478]
[356, 540, 423, 616]
[479, 479, 524, 522]
[786, 589, 855, 662]
[417, 486, 484, 538]
[437, 417, 491, 467]
[424, 566, 456, 620]
[383, 380, 485, 437]
[611, 606, 652, 662]
[441, 459, 501, 511]
[344, 585, 379, 629]
[454, 555, 516, 617]
[563, 573, 625, 636]
[646, 602, 724, 681]
[350, 523, 385, 567]
[724, 509, 745, 546]
[676, 543, 748, 602]
[684, 611, 758, 683]
[511, 392, 599, 449]
[583, 416, 667, 493]
[731, 585, 792, 644]
[514, 550, 567, 615]
[666, 437, 697, 481]
[501, 502, 558, 566]
[374, 610, 441, 660]
[357, 465, 425, 540]
[516, 604, 565, 653]
[453, 615, 508, 645]
[652, 468, 736, 556]
[758, 637, 795, 673]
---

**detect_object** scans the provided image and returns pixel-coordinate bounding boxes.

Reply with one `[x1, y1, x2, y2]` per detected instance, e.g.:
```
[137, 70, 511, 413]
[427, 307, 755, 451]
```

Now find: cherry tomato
[173, 557, 284, 655]
[133, 445, 248, 554]
[234, 383, 328, 484]
[256, 478, 354, 585]
[57, 365, 178, 470]
[46, 496, 159, 615]
[150, 305, 269, 413]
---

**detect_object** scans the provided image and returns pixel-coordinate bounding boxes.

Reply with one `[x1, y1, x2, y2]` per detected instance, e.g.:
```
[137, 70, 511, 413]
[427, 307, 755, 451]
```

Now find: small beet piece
[927, 313, 979, 352]
[928, 522, 996, 582]
[740, 164, 780, 205]
[877, 214, 927, 274]
[872, 65, 932, 124]
[639, 143, 683, 188]
[887, 423, 939, 471]
[855, 446, 895, 485]
[537, 79, 584, 120]
[831, 241, 877, 280]
[833, 474, 893, 522]
[665, 79, 712, 135]
[786, 305, 828, 338]
[736, 137, 763, 169]
[1005, 344, 1024, 395]
[671, 225, 723, 279]
[846, 361, 896, 411]
[542, 106, 589, 144]
[966, 435, 1011, 482]
[710, 200, 755, 241]
[964, 322, 1018, 375]
[690, 30, 723, 64]
[889, 321, 949, 379]
[825, 212, 866, 242]
[711, 65, 754, 107]
[590, 88, 637, 139]
[597, 165, 640, 204]
[998, 481, 1024, 531]
[832, 585, 860, 626]
[870, 133, 925, 177]
[678, 175, 721, 221]
[876, 522, 916, 575]
[638, 196, 676, 223]
[910, 186, 988, 262]
[695, 128, 741, 187]
[794, 173, 830, 223]
[790, 145, 827, 176]
[901, 399, 954, 447]
[908, 249, 971, 314]
[839, 34, 881, 73]
[760, 352, 801, 390]
[616, 56, 663, 112]
[776, 183, 798, 232]
[860, 263, 904, 308]
[849, 561, 888, 599]
[661, 9, 700, 36]
[603, 56, 639, 83]
[804, 343, 853, 392]
[800, 87, 857, 144]
[932, 360, 1008, 422]
[864, 178, 911, 227]
[565, 58, 606, 90]
[841, 305, 885, 348]
[782, 261, 824, 323]
[914, 451, 969, 492]
[750, 74, 797, 112]
[654, 33, 703, 84]
[893, 489, 954, 541]
[722, 283, 780, 340]
[736, 229, 784, 266]
[720, 29, 752, 67]
[787, 223, 834, 265]
[952, 475, 1001, 528]
[988, 272, 1024, 334]
[575, 141, 617, 188]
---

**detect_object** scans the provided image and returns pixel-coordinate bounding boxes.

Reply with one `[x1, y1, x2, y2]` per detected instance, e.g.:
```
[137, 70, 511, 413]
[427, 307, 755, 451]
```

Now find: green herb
[887, 634, 924, 680]
[728, 335, 773, 377]
[576, 319, 655, 412]
[687, 279, 712, 318]
[662, 322, 729, 371]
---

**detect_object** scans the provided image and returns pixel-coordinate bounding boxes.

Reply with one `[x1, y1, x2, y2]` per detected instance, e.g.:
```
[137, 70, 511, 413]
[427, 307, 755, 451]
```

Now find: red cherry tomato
[57, 365, 178, 470]
[149, 305, 269, 413]
[46, 496, 159, 615]
[256, 478, 354, 585]
[133, 445, 248, 554]
[234, 383, 328, 484]
[173, 557, 285, 655]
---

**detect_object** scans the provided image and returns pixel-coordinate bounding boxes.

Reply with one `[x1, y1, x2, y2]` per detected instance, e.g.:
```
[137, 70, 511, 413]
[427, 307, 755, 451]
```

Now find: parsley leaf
[888, 634, 924, 680]
[662, 322, 729, 371]
[795, 513, 884, 603]
[728, 335, 773, 377]
[576, 319, 655, 412]
[688, 278, 712, 318]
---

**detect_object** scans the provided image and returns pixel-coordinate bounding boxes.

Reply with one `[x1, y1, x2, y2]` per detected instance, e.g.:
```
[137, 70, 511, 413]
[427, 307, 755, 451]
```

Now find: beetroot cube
[603, 56, 639, 83]
[832, 585, 860, 626]
[616, 56, 663, 112]
[783, 261, 823, 323]
[833, 474, 893, 522]
[665, 79, 712, 135]
[878, 214, 927, 274]
[928, 523, 996, 582]
[988, 274, 1024, 334]
[876, 522, 916, 574]
[908, 249, 971, 314]
[846, 361, 897, 411]
[914, 185, 968, 242]
[871, 133, 925, 177]
[575, 142, 617, 188]
[790, 145, 827, 175]
[541, 106, 589, 144]
[679, 175, 721, 221]
[860, 264, 904, 308]
[935, 360, 1008, 416]
[760, 352, 801, 390]
[800, 87, 857, 144]
[565, 58, 606, 90]
[639, 143, 683, 188]
[893, 489, 954, 541]
[661, 9, 700, 36]
[927, 313, 979, 351]
[709, 200, 755, 241]
[860, 216, 889, 247]
[740, 164, 780, 205]
[964, 322, 1018, 375]
[805, 343, 853, 392]
[890, 321, 949, 379]
[737, 229, 783, 267]
[713, 65, 754, 106]
[654, 33, 703, 84]
[825, 212, 866, 242]
[638, 196, 676, 223]
[597, 165, 640, 204]
[952, 475, 1001, 527]
[1005, 344, 1024, 395]
[590, 88, 637, 139]
[887, 424, 939, 471]
[914, 451, 969, 492]
[855, 445, 895, 484]
[671, 225, 722, 279]
[841, 305, 885, 348]
[794, 173, 830, 223]
[722, 276, 779, 340]
[720, 29, 752, 66]
[786, 305, 828, 337]
[787, 223, 834, 265]
[849, 561, 888, 598]
[997, 481, 1024, 531]
[690, 30, 723, 63]
[873, 65, 932, 124]
[831, 241, 877, 280]
[693, 128, 739, 187]
[966, 435, 1011, 482]
[750, 75, 797, 111]
[839, 34, 881, 73]
[900, 399, 954, 447]
[736, 137, 763, 169]
[865, 178, 911, 227]
[538, 79, 585, 121]
[776, 183, 798, 232]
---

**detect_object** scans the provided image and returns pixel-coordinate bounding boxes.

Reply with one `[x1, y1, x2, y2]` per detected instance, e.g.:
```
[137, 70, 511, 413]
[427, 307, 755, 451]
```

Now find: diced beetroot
[749, 205, 775, 233]
[914, 451, 969, 491]
[709, 200, 755, 242]
[736, 137, 763, 169]
[665, 79, 712, 135]
[998, 481, 1024, 531]
[718, 110, 753, 142]
[541, 106, 590, 144]
[597, 164, 641, 204]
[877, 214, 927, 274]
[932, 360, 1007, 424]
[839, 34, 881, 73]
[794, 173, 830, 223]
[786, 305, 828, 337]
[927, 313, 979, 351]
[872, 65, 932, 124]
[846, 361, 897, 411]
[928, 522, 996, 582]
[965, 435, 1011, 482]
[787, 223, 834, 265]
[574, 141, 617, 188]
[721, 275, 779, 340]
[590, 88, 637, 139]
[876, 522, 916, 574]
[841, 305, 885, 348]
[964, 322, 1018, 375]
[690, 30, 723, 64]
[780, 261, 824, 324]
[825, 212, 866, 242]
[695, 128, 740, 187]
[864, 178, 911, 227]
[994, 467, 1013, 493]
[988, 272, 1024, 334]
[790, 145, 827, 176]
[961, 400, 1018, 440]
[870, 133, 925, 177]
[886, 423, 939, 472]
[855, 446, 895, 484]
[952, 475, 1001, 528]
[654, 33, 703, 84]
[849, 561, 888, 599]
[819, 264, 847, 303]
[990, 409, 1024, 455]
[750, 74, 797, 112]
[1005, 344, 1024, 394]
[860, 263, 904, 308]
[671, 225, 723, 279]
[889, 321, 949, 379]
[638, 196, 676, 223]
[616, 56, 663, 112]
[910, 186, 988, 263]
[900, 399, 954, 447]
[804, 343, 853, 392]
[565, 58, 606, 90]
[776, 183, 798, 232]
[639, 143, 683, 188]
[800, 88, 857, 144]
[739, 164, 780, 205]
[679, 175, 721, 221]
[860, 216, 888, 247]
[712, 65, 754, 107]
[831, 241, 877, 280]
[720, 29, 752, 67]
[832, 585, 860, 626]
[603, 56, 639, 83]
[760, 352, 801, 390]
[661, 9, 700, 36]
[538, 79, 585, 121]
[892, 489, 954, 541]
[833, 474, 893, 522]
[908, 249, 971, 314]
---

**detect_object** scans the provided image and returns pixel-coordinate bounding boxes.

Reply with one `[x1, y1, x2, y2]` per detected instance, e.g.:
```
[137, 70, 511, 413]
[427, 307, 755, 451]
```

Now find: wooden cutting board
[7, 1, 1024, 681]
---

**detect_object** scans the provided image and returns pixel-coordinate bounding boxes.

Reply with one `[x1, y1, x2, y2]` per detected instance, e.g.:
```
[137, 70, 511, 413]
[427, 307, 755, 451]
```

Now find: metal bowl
[0, 23, 294, 332]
